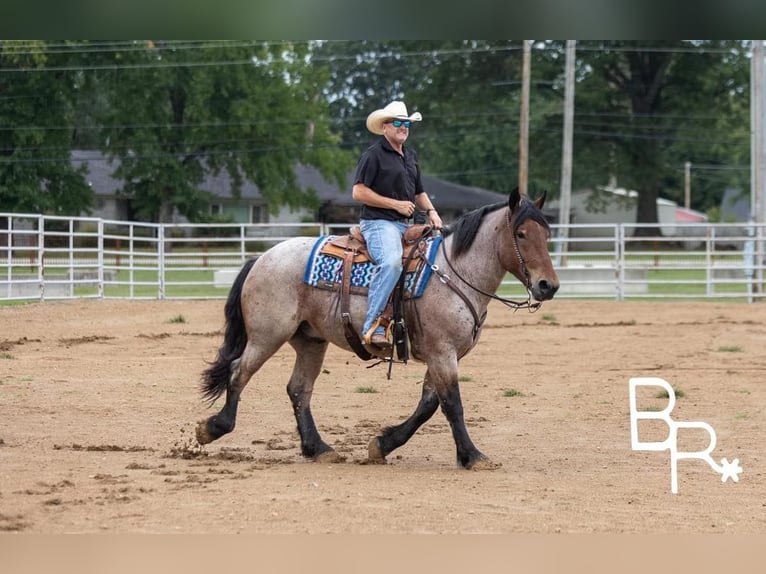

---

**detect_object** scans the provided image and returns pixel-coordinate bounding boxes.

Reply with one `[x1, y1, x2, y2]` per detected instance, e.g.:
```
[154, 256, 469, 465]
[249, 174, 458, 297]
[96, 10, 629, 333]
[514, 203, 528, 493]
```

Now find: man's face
[383, 119, 410, 146]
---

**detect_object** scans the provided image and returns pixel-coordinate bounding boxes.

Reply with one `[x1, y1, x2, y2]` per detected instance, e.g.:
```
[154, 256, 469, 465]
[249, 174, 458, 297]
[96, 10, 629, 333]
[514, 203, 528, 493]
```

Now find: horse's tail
[200, 257, 257, 403]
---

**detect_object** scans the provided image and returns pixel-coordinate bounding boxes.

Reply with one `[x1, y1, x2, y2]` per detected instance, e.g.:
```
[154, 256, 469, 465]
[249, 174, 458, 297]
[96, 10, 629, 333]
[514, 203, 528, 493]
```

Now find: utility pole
[750, 40, 764, 296]
[558, 40, 576, 263]
[684, 161, 691, 209]
[751, 40, 764, 225]
[519, 40, 531, 196]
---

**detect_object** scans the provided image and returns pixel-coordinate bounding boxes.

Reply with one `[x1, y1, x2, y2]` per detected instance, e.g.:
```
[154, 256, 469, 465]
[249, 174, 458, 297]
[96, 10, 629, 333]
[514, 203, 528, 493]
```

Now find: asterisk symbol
[719, 457, 742, 483]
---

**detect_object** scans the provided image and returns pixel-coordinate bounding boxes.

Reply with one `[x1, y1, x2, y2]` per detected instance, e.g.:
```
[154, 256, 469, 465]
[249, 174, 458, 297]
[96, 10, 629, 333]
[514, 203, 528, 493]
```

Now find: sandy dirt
[0, 298, 764, 533]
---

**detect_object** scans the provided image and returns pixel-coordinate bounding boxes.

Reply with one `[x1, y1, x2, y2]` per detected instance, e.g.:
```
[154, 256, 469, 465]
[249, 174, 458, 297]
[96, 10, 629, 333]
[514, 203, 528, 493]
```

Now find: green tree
[0, 40, 93, 215]
[321, 40, 751, 226]
[92, 40, 349, 222]
[318, 40, 561, 194]
[314, 40, 440, 156]
[574, 40, 750, 229]
[410, 40, 531, 193]
[659, 41, 751, 213]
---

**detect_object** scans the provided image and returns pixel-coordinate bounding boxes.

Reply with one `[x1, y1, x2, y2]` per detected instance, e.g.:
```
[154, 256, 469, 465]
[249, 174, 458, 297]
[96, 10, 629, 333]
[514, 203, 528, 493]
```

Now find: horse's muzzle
[531, 278, 559, 301]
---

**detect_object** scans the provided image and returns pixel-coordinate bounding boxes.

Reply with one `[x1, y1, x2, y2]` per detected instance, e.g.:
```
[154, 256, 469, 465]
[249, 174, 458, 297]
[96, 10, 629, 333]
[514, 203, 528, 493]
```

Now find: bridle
[430, 205, 543, 341]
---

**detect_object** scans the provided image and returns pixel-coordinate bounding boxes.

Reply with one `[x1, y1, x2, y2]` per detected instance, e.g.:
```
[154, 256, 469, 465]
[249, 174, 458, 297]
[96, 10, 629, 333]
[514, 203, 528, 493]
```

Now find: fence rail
[2, 212, 766, 302]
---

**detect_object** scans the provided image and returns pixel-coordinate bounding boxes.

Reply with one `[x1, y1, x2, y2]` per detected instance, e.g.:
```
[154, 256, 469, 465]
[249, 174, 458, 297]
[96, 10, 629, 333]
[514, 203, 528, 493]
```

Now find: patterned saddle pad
[303, 234, 442, 299]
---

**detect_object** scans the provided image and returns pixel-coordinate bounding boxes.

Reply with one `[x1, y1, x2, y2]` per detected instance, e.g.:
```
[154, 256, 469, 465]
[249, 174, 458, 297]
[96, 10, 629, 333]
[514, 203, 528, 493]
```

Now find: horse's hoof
[195, 420, 214, 445]
[466, 456, 502, 471]
[314, 450, 344, 463]
[366, 437, 387, 464]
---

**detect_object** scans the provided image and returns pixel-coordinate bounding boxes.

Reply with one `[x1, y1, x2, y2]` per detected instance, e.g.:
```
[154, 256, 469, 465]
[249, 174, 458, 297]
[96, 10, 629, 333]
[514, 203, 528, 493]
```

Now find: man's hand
[395, 200, 416, 218]
[429, 210, 443, 229]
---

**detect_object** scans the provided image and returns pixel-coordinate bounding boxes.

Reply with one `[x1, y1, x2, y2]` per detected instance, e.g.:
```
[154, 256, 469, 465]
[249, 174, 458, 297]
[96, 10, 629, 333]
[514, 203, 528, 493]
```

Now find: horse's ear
[508, 187, 521, 212]
[534, 190, 547, 210]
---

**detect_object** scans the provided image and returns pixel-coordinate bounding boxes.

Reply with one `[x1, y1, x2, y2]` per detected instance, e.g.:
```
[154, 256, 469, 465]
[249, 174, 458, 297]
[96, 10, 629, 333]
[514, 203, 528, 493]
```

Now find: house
[74, 150, 509, 225]
[546, 185, 708, 237]
[720, 187, 751, 222]
[300, 165, 509, 224]
[74, 149, 275, 224]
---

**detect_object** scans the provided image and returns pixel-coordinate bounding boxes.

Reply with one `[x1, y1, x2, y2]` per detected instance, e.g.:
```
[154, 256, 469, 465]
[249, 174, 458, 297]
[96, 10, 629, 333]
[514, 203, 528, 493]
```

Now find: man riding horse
[351, 101, 443, 354]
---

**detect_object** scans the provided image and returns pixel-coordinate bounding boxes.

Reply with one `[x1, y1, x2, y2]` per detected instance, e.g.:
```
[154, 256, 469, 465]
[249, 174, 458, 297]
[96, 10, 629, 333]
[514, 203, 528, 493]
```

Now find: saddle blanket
[303, 234, 442, 299]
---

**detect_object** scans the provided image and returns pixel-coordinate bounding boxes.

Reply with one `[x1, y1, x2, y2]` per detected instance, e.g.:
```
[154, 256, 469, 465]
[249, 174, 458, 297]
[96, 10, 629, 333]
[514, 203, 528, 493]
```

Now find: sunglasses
[390, 119, 411, 129]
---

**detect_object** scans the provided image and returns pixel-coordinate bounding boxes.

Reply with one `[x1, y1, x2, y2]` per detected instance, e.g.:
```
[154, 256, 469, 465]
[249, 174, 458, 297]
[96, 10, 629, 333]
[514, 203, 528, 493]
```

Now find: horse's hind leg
[197, 339, 279, 444]
[367, 371, 440, 463]
[287, 330, 341, 463]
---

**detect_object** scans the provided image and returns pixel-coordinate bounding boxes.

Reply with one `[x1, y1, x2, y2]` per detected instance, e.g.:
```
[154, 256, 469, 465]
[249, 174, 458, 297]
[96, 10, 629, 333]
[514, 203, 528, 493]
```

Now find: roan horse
[196, 188, 559, 469]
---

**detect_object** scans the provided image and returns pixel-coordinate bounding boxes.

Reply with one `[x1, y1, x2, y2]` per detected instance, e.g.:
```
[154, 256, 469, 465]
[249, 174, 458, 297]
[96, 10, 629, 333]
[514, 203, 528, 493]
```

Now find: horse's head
[504, 188, 559, 301]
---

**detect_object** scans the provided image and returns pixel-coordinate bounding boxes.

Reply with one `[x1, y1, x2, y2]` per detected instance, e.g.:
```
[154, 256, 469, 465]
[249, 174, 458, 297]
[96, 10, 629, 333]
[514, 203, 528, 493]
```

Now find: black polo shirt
[353, 138, 425, 221]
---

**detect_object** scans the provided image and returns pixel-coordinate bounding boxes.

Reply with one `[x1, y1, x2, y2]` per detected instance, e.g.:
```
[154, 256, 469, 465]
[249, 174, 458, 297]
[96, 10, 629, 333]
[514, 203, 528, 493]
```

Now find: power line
[0, 40, 749, 75]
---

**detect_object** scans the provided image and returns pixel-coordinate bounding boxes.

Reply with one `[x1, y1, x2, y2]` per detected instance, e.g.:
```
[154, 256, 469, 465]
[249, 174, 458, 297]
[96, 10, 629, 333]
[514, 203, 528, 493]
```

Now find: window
[251, 205, 268, 223]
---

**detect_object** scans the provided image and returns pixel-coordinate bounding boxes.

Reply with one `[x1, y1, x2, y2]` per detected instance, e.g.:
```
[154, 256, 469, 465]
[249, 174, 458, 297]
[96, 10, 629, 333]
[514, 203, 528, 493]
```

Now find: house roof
[675, 206, 708, 222]
[720, 187, 750, 222]
[73, 150, 508, 211]
[72, 149, 122, 196]
[295, 163, 508, 209]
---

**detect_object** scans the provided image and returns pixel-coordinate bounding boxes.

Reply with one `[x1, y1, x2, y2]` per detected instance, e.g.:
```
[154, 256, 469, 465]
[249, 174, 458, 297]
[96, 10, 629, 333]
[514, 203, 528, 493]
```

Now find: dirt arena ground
[1, 298, 764, 534]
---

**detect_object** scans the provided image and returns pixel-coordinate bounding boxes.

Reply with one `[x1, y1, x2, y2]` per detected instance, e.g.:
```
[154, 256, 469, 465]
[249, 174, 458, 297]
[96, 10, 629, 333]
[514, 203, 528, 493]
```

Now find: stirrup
[363, 317, 391, 346]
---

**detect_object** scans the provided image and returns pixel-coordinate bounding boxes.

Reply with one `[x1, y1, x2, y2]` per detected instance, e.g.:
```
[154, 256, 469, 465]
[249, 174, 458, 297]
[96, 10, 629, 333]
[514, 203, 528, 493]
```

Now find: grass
[717, 345, 743, 352]
[494, 258, 760, 301]
[0, 353, 13, 360]
[458, 375, 473, 382]
[5, 249, 765, 302]
[502, 388, 524, 397]
[167, 314, 186, 324]
[655, 387, 685, 399]
[355, 386, 378, 394]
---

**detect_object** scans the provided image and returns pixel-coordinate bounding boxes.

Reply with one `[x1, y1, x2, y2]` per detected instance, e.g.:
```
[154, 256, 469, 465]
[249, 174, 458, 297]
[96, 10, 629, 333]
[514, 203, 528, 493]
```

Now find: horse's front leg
[287, 332, 342, 463]
[432, 359, 500, 470]
[438, 377, 499, 469]
[368, 371, 440, 463]
[369, 359, 499, 470]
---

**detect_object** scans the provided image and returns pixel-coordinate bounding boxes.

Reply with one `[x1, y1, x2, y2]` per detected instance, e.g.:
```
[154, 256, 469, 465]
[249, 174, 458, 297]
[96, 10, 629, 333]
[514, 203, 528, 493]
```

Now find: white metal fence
[2, 211, 766, 302]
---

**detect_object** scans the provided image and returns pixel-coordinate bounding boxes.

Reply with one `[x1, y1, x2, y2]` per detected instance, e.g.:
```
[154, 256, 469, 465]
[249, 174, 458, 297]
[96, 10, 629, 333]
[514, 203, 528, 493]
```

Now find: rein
[435, 206, 542, 322]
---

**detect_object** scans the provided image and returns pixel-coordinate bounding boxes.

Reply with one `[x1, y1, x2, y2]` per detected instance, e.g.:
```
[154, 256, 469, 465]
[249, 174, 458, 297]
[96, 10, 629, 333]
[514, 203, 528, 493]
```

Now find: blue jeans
[359, 219, 408, 336]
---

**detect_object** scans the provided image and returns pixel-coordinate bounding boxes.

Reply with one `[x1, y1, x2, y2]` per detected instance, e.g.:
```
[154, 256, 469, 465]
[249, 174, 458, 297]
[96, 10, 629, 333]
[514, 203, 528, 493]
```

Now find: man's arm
[353, 183, 415, 218]
[414, 193, 443, 228]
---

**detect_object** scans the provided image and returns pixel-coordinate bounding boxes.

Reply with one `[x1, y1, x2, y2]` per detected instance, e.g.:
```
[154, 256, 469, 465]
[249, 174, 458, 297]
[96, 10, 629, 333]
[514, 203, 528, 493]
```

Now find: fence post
[616, 224, 624, 301]
[98, 219, 105, 298]
[705, 227, 715, 297]
[158, 224, 165, 300]
[240, 225, 246, 265]
[759, 223, 765, 297]
[128, 224, 135, 299]
[37, 215, 45, 300]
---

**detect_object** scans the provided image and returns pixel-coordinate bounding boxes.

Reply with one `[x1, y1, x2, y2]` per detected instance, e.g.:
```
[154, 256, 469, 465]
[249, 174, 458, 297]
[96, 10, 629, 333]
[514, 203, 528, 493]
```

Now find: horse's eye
[516, 230, 526, 239]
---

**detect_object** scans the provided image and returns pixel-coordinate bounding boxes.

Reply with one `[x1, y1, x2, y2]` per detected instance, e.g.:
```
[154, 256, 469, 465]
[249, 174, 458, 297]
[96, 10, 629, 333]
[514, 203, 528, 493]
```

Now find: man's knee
[378, 253, 403, 273]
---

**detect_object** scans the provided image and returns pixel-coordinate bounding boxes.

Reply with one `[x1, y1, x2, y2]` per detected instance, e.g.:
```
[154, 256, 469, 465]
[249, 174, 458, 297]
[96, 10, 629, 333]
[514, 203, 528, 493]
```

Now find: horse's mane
[443, 197, 550, 258]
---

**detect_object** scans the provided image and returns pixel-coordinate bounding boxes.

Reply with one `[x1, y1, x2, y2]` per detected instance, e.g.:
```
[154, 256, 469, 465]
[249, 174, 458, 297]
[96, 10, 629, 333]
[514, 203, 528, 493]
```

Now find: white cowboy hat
[365, 101, 423, 135]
